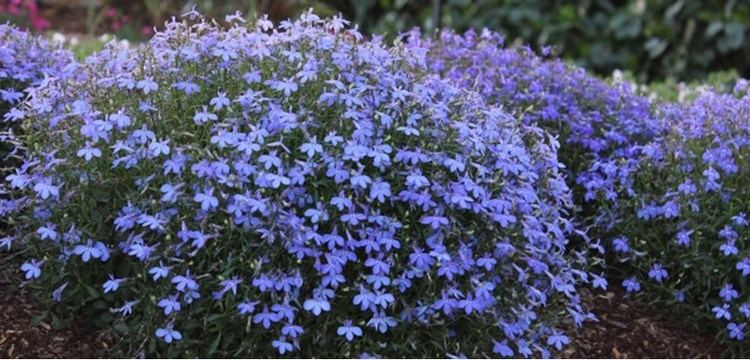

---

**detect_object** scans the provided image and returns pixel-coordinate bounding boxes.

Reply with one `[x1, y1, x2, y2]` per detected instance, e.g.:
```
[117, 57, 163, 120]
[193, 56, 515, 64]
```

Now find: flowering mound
[0, 24, 76, 179]
[410, 27, 750, 351]
[1, 13, 589, 357]
[604, 83, 750, 346]
[408, 29, 661, 208]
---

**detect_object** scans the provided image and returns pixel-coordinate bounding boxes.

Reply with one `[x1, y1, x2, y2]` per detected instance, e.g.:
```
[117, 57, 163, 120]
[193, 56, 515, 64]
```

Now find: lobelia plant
[603, 83, 750, 351]
[1, 11, 592, 357]
[409, 26, 750, 354]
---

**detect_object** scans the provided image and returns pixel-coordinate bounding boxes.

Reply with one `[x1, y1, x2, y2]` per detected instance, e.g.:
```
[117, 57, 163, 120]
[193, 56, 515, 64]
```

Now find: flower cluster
[2, 12, 590, 357]
[0, 24, 76, 197]
[407, 28, 661, 209]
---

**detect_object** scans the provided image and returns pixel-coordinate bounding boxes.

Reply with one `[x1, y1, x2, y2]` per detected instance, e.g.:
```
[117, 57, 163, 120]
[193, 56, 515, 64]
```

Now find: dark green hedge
[335, 0, 750, 82]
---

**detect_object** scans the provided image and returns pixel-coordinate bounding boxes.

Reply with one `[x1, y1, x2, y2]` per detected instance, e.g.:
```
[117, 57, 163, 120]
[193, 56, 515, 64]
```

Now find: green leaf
[113, 321, 129, 334]
[208, 334, 221, 355]
[29, 311, 48, 326]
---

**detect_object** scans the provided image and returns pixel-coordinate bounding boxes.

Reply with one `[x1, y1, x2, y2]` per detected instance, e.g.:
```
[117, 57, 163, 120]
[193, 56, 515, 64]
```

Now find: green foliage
[337, 0, 750, 81]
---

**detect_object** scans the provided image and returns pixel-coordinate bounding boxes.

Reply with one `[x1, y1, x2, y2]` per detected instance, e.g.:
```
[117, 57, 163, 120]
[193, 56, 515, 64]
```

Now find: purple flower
[236, 300, 259, 315]
[193, 188, 219, 211]
[592, 273, 608, 290]
[303, 297, 331, 316]
[136, 77, 158, 94]
[73, 239, 106, 262]
[492, 340, 514, 357]
[21, 259, 43, 279]
[712, 304, 731, 320]
[253, 306, 281, 329]
[647, 264, 668, 283]
[547, 331, 570, 351]
[158, 294, 182, 315]
[336, 320, 363, 342]
[622, 277, 641, 293]
[155, 324, 182, 343]
[171, 272, 199, 292]
[719, 283, 739, 302]
[728, 323, 745, 341]
[103, 274, 125, 293]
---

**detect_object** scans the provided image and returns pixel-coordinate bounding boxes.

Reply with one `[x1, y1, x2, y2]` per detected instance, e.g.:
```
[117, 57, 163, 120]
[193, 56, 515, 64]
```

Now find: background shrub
[1, 12, 591, 357]
[357, 0, 750, 82]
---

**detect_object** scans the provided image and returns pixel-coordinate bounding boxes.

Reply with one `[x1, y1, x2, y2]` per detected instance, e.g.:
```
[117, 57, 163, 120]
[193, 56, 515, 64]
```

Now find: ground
[0, 256, 725, 358]
[0, 256, 106, 358]
[565, 290, 724, 358]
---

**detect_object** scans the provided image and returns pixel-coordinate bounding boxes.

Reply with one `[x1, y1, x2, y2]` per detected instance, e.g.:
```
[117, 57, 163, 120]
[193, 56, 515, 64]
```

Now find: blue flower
[712, 304, 731, 320]
[673, 290, 686, 303]
[367, 311, 397, 334]
[76, 144, 102, 161]
[148, 264, 170, 282]
[253, 306, 281, 329]
[52, 282, 68, 302]
[103, 274, 125, 293]
[728, 322, 745, 341]
[271, 337, 294, 354]
[622, 277, 641, 293]
[592, 273, 608, 290]
[33, 179, 59, 200]
[492, 340, 514, 357]
[719, 283, 739, 302]
[237, 300, 260, 315]
[336, 320, 363, 342]
[647, 263, 668, 283]
[112, 300, 138, 316]
[20, 259, 43, 279]
[155, 325, 182, 343]
[740, 303, 750, 319]
[171, 272, 199, 292]
[193, 187, 219, 211]
[547, 331, 570, 351]
[720, 242, 739, 256]
[73, 239, 105, 262]
[136, 77, 158, 94]
[158, 294, 182, 315]
[303, 297, 331, 316]
[612, 236, 629, 253]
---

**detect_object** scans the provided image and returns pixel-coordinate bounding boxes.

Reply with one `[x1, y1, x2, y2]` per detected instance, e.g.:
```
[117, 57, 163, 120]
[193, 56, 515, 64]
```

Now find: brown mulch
[0, 256, 108, 358]
[564, 290, 725, 358]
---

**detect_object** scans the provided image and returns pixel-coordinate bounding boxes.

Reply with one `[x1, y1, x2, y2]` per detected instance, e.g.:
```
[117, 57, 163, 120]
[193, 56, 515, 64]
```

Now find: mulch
[0, 253, 726, 358]
[0, 256, 108, 358]
[564, 290, 725, 358]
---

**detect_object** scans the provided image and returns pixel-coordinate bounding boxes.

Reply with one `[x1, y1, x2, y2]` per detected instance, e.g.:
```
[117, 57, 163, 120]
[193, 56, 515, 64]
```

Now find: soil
[0, 256, 108, 358]
[0, 254, 726, 358]
[564, 290, 725, 358]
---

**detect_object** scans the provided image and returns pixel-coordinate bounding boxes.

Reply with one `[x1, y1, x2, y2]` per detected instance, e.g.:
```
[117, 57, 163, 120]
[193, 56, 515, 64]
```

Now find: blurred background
[2, 0, 749, 82]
